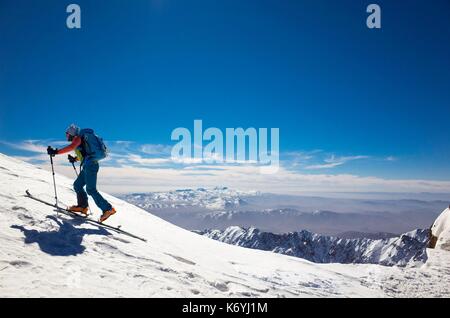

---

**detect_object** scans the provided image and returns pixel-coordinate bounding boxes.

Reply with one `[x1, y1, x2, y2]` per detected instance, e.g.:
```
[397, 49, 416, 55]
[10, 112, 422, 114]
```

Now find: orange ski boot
[68, 206, 89, 216]
[99, 207, 116, 223]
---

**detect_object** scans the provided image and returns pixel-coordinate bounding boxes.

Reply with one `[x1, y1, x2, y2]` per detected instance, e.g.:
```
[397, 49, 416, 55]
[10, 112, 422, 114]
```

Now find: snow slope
[196, 227, 429, 266]
[1, 153, 450, 297]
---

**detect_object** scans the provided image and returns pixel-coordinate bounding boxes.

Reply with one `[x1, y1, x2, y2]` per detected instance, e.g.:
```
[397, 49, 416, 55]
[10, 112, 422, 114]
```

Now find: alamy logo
[171, 120, 279, 174]
[366, 4, 381, 29]
[66, 4, 81, 29]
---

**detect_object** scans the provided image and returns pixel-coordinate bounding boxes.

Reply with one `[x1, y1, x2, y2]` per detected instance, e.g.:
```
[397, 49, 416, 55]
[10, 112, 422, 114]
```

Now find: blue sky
[1, 0, 450, 193]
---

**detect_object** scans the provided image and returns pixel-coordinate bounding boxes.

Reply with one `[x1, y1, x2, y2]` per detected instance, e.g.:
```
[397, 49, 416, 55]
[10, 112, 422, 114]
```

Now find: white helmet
[65, 124, 80, 137]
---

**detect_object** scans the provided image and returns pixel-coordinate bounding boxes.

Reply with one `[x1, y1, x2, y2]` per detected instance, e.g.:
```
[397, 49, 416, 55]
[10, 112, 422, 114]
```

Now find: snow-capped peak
[121, 187, 260, 210]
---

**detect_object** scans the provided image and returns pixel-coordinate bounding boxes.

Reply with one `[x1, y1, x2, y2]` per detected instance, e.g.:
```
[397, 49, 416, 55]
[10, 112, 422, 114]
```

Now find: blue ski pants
[73, 160, 112, 212]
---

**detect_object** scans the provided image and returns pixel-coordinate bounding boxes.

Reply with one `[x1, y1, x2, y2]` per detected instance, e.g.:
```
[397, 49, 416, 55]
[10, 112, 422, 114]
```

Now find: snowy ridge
[1, 152, 450, 297]
[196, 227, 430, 267]
[121, 187, 259, 210]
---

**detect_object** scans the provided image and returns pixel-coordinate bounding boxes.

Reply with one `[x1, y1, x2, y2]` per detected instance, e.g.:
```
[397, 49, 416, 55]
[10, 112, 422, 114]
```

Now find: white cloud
[6, 139, 449, 196]
[30, 158, 450, 195]
[127, 154, 172, 165]
[114, 140, 134, 145]
[305, 155, 369, 170]
[0, 139, 72, 154]
[171, 157, 204, 164]
[0, 140, 48, 153]
[140, 144, 172, 155]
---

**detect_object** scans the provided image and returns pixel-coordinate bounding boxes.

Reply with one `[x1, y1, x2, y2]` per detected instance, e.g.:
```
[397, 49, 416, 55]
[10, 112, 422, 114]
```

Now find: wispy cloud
[305, 155, 370, 170]
[0, 140, 175, 167]
[0, 140, 390, 172]
[0, 140, 55, 164]
[140, 144, 172, 155]
[127, 154, 172, 165]
[4, 139, 435, 195]
[0, 140, 48, 153]
[36, 162, 450, 195]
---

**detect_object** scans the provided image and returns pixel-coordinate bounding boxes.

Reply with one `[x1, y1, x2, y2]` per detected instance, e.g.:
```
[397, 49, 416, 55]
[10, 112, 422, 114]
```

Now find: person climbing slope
[47, 124, 116, 223]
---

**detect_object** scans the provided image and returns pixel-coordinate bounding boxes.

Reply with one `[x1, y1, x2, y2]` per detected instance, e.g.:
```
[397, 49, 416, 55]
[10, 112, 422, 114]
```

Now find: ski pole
[49, 154, 59, 210]
[71, 162, 79, 177]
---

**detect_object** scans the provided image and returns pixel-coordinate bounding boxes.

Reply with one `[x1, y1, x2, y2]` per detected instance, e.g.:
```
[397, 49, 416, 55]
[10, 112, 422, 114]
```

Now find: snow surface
[1, 153, 450, 297]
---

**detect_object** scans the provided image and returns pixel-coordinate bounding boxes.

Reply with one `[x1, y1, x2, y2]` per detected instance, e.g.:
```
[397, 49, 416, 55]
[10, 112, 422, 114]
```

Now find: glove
[47, 146, 58, 157]
[68, 154, 77, 163]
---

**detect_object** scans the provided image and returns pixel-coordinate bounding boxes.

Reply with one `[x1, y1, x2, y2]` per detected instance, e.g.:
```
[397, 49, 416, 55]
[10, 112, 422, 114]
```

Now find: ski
[24, 190, 147, 242]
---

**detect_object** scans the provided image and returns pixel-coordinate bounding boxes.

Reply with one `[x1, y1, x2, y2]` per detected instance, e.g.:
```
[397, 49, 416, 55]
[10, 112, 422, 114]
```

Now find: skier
[47, 124, 117, 222]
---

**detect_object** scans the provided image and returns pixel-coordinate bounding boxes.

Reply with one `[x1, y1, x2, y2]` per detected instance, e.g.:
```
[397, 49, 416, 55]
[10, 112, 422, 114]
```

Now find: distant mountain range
[195, 226, 430, 267]
[120, 187, 445, 237]
[122, 187, 259, 210]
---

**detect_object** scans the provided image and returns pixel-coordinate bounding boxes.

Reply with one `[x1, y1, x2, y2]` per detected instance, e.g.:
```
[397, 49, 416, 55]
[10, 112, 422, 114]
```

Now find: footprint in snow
[190, 289, 200, 295]
[16, 213, 36, 225]
[165, 253, 196, 266]
[111, 236, 131, 244]
[183, 271, 197, 279]
[209, 281, 229, 292]
[9, 260, 32, 268]
[12, 206, 28, 212]
[157, 266, 178, 274]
